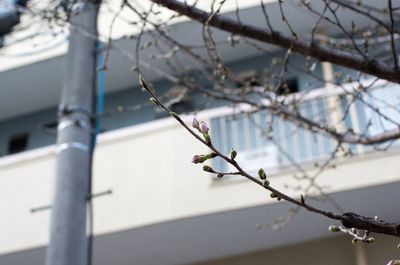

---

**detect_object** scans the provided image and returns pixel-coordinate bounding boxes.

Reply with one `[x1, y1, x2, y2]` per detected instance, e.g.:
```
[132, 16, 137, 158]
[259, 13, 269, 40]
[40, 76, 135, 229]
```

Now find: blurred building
[0, 1, 399, 264]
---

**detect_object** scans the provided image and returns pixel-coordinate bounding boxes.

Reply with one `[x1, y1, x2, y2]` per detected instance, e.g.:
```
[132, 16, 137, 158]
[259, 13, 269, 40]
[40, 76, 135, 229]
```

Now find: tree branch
[150, 0, 400, 83]
[139, 74, 400, 239]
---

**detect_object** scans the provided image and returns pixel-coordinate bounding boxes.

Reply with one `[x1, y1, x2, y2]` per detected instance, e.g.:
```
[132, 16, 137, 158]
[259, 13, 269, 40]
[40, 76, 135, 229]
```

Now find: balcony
[0, 80, 399, 264]
[210, 79, 400, 174]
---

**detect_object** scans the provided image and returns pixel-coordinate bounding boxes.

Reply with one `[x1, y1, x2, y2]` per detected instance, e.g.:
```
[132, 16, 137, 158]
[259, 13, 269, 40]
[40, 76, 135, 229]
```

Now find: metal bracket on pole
[30, 189, 113, 214]
[58, 119, 91, 132]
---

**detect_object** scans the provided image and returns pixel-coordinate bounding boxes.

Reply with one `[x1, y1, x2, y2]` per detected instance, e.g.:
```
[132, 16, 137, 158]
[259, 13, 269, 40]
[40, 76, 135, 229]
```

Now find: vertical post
[322, 62, 347, 154]
[355, 243, 368, 265]
[46, 1, 99, 265]
[322, 62, 346, 133]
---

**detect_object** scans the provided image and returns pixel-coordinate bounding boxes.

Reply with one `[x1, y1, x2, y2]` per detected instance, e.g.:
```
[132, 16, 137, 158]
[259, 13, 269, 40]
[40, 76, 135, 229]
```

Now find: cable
[86, 40, 105, 265]
[96, 40, 105, 138]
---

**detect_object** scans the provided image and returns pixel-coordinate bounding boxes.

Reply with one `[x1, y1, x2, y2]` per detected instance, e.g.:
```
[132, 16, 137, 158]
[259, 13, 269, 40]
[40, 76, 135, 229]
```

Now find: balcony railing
[210, 80, 400, 173]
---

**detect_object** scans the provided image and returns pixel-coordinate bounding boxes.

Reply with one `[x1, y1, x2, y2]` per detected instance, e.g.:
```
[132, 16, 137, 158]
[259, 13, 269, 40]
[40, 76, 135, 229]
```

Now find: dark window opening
[8, 133, 29, 155]
[277, 78, 298, 95]
[170, 101, 194, 113]
[155, 101, 194, 119]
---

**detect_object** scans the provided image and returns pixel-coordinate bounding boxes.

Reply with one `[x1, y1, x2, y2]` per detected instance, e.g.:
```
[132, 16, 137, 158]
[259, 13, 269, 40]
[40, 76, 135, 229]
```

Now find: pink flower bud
[192, 117, 200, 129]
[200, 121, 209, 134]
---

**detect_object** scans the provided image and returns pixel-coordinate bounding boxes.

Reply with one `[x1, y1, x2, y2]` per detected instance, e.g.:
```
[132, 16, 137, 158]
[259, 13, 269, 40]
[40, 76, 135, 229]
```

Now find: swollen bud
[352, 238, 358, 245]
[192, 153, 217, 164]
[328, 225, 340, 232]
[192, 155, 208, 164]
[258, 168, 267, 180]
[263, 179, 270, 187]
[169, 111, 179, 119]
[149, 97, 159, 106]
[192, 117, 200, 130]
[202, 165, 214, 173]
[367, 237, 375, 243]
[231, 149, 237, 160]
[203, 133, 211, 144]
[139, 74, 150, 91]
[200, 121, 209, 134]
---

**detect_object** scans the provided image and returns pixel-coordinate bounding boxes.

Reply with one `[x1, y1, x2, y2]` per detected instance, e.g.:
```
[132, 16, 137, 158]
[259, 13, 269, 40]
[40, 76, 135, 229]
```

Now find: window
[8, 133, 29, 155]
[276, 78, 298, 95]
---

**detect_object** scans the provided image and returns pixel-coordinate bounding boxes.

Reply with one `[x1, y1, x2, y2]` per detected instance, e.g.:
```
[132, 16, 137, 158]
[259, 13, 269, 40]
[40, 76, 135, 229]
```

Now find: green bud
[258, 168, 267, 180]
[328, 225, 340, 232]
[352, 238, 358, 244]
[231, 149, 237, 160]
[202, 165, 214, 173]
[138, 74, 150, 91]
[367, 237, 375, 243]
[263, 179, 270, 187]
[192, 118, 200, 130]
[192, 153, 217, 164]
[192, 155, 207, 164]
[149, 97, 159, 106]
[169, 111, 179, 119]
[203, 133, 211, 144]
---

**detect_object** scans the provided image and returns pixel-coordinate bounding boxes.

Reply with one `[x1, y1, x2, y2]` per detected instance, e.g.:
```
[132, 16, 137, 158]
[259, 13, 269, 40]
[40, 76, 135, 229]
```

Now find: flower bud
[192, 155, 208, 164]
[192, 153, 217, 164]
[139, 74, 150, 92]
[149, 97, 159, 106]
[202, 165, 214, 173]
[258, 168, 267, 180]
[367, 237, 375, 243]
[192, 117, 200, 129]
[263, 179, 270, 187]
[203, 133, 211, 144]
[200, 121, 209, 134]
[169, 111, 178, 119]
[230, 149, 237, 160]
[328, 225, 340, 232]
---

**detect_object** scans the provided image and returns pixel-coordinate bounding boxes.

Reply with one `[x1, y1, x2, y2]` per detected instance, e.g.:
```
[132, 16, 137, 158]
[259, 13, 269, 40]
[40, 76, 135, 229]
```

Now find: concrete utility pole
[46, 1, 100, 265]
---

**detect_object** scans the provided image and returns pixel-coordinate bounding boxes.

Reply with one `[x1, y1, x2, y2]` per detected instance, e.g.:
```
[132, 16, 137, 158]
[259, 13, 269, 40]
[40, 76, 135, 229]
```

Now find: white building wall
[1, 112, 399, 255]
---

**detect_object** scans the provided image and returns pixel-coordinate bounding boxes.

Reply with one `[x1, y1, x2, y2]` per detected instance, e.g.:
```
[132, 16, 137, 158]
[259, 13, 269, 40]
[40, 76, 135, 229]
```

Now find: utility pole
[46, 1, 100, 265]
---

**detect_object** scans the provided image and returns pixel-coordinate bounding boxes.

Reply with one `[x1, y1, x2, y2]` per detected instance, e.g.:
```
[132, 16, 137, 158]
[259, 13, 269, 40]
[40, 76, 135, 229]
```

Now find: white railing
[210, 80, 400, 173]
